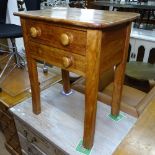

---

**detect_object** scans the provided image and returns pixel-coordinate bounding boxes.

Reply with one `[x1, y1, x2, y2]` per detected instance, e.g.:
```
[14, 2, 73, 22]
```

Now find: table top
[126, 61, 155, 80]
[113, 98, 155, 155]
[14, 7, 138, 29]
[92, 0, 155, 10]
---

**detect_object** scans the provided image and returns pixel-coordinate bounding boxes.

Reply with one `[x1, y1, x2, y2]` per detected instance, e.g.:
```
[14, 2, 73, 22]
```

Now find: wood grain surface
[14, 7, 139, 29]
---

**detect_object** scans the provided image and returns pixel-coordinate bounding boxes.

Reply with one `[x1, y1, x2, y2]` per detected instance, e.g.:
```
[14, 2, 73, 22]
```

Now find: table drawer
[15, 118, 66, 155]
[29, 42, 86, 76]
[26, 19, 87, 56]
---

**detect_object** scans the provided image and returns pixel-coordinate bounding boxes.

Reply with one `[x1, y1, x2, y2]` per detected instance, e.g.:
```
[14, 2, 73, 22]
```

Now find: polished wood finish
[14, 8, 138, 28]
[15, 7, 138, 149]
[60, 33, 72, 46]
[30, 27, 41, 38]
[61, 69, 71, 94]
[62, 57, 73, 68]
[29, 41, 86, 76]
[114, 99, 155, 155]
[83, 30, 102, 148]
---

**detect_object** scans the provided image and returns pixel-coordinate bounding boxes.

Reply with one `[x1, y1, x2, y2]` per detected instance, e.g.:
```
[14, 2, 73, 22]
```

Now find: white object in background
[6, 0, 24, 54]
[130, 28, 155, 62]
[47, 0, 69, 7]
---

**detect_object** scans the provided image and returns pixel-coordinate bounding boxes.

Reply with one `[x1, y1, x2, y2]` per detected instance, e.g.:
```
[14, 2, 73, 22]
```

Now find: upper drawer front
[26, 19, 87, 56]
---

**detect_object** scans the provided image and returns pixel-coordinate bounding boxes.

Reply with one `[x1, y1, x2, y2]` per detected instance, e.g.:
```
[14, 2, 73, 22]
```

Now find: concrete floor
[0, 130, 11, 155]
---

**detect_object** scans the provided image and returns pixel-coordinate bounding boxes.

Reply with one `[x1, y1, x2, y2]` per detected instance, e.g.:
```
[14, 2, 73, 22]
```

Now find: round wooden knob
[60, 33, 71, 46]
[30, 27, 41, 38]
[62, 57, 72, 68]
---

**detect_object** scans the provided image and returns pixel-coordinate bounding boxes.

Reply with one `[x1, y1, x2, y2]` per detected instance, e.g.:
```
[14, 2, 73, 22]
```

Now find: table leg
[111, 64, 124, 116]
[83, 30, 102, 149]
[61, 69, 71, 95]
[111, 24, 131, 116]
[21, 19, 41, 114]
[27, 58, 41, 114]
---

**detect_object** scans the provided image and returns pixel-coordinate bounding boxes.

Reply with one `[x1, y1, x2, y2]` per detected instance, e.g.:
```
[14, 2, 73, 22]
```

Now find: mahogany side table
[15, 8, 138, 149]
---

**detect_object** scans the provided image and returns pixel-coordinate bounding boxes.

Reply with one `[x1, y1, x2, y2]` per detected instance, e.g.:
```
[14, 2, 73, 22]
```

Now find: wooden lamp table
[15, 8, 138, 149]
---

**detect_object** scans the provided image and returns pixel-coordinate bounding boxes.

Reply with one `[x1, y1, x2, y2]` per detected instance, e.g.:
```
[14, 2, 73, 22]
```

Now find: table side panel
[100, 25, 127, 74]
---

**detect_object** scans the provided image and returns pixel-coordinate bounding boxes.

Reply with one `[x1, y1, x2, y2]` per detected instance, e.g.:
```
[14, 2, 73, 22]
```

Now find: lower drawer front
[15, 118, 66, 155]
[29, 41, 86, 76]
[18, 132, 46, 155]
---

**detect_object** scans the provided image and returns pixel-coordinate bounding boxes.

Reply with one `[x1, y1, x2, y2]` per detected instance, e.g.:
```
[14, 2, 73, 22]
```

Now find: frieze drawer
[29, 41, 86, 76]
[26, 19, 87, 56]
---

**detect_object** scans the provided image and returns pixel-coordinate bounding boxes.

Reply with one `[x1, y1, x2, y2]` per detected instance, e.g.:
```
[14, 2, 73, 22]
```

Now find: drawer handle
[60, 33, 72, 46]
[30, 27, 41, 38]
[23, 130, 28, 137]
[23, 129, 37, 143]
[62, 57, 73, 68]
[28, 147, 32, 153]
